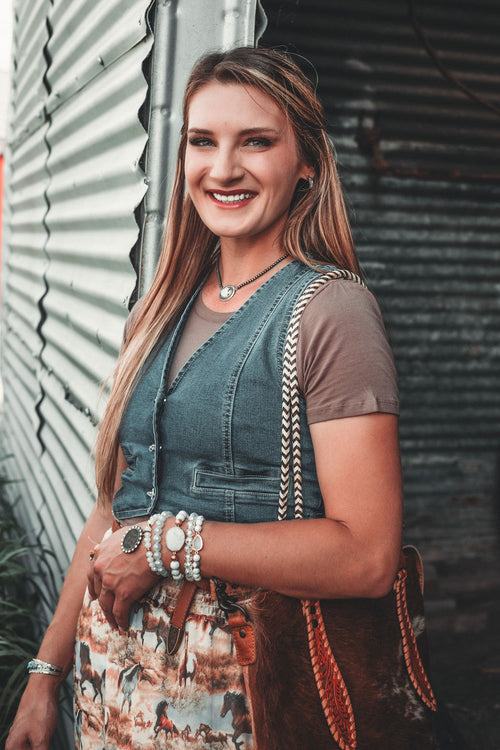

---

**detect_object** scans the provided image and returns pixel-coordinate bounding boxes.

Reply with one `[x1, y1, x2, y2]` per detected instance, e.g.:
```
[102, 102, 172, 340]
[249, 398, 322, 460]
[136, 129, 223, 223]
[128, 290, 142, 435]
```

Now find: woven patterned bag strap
[278, 269, 365, 521]
[277, 272, 436, 750]
[278, 269, 363, 750]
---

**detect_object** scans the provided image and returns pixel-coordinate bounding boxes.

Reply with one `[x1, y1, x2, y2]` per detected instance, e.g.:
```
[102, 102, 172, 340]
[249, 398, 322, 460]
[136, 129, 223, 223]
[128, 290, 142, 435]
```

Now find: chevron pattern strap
[278, 269, 365, 520]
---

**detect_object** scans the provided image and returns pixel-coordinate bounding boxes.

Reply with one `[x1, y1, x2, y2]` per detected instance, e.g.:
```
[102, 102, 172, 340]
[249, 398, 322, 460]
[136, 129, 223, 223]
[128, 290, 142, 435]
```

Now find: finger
[87, 564, 96, 600]
[113, 597, 132, 633]
[98, 589, 118, 629]
[6, 729, 46, 750]
[87, 546, 99, 599]
[88, 565, 102, 601]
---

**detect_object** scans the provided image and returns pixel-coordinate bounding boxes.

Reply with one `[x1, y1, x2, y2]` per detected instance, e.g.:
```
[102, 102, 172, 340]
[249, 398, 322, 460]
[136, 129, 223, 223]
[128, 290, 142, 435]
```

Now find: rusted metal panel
[260, 0, 500, 570]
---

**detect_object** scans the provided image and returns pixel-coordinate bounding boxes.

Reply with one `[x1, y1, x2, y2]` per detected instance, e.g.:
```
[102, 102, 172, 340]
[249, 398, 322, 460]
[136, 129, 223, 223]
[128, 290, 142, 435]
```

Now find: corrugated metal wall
[2, 1, 261, 744]
[2, 0, 154, 600]
[1, 0, 260, 632]
[261, 0, 500, 603]
[1, 0, 260, 581]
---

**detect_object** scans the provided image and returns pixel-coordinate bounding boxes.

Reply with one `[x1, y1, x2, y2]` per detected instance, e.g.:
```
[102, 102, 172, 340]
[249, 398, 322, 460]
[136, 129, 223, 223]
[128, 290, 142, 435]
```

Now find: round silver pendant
[219, 285, 236, 301]
[121, 525, 143, 554]
[165, 525, 185, 552]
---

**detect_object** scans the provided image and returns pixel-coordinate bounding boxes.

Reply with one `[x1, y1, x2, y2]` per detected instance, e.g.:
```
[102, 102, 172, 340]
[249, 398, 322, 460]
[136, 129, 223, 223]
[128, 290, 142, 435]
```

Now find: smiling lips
[209, 191, 256, 206]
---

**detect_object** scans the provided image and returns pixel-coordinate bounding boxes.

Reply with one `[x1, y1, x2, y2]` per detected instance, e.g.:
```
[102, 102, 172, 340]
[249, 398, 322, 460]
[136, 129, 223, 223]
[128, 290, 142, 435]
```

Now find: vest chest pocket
[192, 468, 282, 523]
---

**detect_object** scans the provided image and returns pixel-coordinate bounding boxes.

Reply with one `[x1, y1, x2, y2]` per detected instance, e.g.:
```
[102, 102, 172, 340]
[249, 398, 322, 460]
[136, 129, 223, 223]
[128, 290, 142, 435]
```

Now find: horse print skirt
[74, 578, 254, 749]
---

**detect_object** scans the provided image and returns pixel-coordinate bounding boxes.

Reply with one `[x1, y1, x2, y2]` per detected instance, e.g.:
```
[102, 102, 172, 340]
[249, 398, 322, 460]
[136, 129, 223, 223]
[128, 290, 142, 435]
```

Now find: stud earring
[307, 175, 314, 188]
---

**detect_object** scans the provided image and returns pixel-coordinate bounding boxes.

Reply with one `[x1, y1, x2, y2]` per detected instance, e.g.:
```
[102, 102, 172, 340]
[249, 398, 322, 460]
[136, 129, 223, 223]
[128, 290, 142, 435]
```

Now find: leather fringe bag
[221, 271, 439, 750]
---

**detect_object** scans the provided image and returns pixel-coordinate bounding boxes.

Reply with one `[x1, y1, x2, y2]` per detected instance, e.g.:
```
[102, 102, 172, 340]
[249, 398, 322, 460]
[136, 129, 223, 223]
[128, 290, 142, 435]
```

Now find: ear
[300, 166, 315, 185]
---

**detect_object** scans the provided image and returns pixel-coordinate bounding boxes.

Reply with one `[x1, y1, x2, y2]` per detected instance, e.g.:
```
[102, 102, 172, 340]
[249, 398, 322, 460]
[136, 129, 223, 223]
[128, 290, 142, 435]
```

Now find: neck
[218, 240, 286, 286]
[201, 243, 291, 313]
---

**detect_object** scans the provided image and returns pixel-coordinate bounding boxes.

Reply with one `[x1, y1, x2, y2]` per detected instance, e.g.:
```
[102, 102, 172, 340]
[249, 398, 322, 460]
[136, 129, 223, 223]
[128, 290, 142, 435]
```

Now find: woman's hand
[87, 524, 158, 630]
[5, 677, 60, 750]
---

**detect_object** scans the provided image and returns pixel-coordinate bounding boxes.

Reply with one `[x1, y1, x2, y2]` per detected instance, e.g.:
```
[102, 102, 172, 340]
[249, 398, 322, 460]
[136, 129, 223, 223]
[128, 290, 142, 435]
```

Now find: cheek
[184, 152, 204, 192]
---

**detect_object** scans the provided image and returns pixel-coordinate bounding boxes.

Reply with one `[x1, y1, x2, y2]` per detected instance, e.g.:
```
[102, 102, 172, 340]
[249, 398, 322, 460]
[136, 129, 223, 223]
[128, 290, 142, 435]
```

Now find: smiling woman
[5, 47, 437, 750]
[185, 82, 309, 260]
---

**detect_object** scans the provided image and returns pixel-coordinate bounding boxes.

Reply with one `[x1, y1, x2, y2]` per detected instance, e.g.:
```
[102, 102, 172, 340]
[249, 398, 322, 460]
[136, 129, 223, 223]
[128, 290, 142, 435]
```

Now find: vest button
[149, 444, 155, 452]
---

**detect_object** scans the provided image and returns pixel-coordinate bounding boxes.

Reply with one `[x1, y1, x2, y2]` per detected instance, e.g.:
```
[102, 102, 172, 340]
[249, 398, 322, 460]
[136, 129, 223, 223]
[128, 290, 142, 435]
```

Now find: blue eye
[188, 137, 213, 147]
[246, 137, 272, 147]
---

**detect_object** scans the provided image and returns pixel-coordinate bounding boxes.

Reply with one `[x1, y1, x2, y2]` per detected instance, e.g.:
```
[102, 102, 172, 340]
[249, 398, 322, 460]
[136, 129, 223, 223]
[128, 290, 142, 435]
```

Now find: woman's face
[184, 82, 308, 251]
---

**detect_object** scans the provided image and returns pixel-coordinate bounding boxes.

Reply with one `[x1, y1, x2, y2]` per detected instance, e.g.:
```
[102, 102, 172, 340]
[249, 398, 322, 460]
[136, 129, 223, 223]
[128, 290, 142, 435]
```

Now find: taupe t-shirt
[168, 279, 399, 423]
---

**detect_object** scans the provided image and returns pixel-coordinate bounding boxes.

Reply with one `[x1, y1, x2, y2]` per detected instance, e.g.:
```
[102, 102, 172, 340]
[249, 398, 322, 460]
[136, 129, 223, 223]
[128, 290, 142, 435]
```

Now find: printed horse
[75, 705, 101, 747]
[118, 663, 150, 712]
[154, 700, 179, 738]
[140, 608, 169, 651]
[78, 641, 105, 704]
[75, 707, 84, 749]
[221, 691, 252, 749]
[178, 627, 197, 697]
[134, 710, 153, 730]
[181, 724, 196, 742]
[196, 723, 229, 745]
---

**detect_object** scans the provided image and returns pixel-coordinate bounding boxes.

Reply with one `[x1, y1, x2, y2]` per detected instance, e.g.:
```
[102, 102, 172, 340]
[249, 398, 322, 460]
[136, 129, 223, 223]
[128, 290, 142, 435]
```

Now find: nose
[209, 145, 244, 183]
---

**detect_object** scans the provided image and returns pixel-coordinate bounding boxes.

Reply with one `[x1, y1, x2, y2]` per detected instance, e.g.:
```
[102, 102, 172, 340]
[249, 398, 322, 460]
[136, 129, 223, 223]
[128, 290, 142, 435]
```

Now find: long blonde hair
[95, 46, 360, 504]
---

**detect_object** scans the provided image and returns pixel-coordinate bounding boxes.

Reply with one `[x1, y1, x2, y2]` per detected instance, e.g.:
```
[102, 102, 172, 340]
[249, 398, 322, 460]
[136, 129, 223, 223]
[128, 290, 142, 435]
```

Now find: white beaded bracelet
[165, 510, 188, 581]
[148, 512, 172, 577]
[184, 512, 204, 582]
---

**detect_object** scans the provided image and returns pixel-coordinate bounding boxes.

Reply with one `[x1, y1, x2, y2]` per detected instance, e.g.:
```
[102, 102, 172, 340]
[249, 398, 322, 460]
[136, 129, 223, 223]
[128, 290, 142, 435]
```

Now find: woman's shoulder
[303, 273, 380, 319]
[296, 274, 399, 422]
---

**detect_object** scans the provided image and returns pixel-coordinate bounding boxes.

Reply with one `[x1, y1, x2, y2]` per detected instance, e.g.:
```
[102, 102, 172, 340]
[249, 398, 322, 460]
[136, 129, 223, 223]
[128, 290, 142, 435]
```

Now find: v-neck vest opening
[113, 261, 327, 522]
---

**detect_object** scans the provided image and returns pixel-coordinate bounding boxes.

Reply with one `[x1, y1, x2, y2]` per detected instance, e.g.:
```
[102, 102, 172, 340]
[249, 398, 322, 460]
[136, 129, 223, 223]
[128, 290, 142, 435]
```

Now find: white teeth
[212, 192, 254, 203]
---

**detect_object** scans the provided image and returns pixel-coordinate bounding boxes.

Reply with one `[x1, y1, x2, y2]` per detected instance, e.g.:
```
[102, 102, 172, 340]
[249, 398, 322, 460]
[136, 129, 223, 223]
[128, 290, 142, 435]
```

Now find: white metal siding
[1, 4, 260, 743]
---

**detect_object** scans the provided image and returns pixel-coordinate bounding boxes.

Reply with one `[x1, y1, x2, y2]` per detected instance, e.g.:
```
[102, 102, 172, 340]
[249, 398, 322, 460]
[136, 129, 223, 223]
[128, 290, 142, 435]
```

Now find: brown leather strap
[167, 581, 197, 655]
[394, 570, 437, 710]
[166, 578, 211, 655]
[228, 611, 256, 666]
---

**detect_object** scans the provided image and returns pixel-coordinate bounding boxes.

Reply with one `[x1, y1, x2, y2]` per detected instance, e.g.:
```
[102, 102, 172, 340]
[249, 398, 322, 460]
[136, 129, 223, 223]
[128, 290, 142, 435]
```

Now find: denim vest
[113, 261, 329, 523]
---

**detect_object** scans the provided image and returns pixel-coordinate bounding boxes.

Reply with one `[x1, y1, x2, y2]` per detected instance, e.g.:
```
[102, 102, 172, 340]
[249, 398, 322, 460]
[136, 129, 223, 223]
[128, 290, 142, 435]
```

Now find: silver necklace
[216, 253, 288, 301]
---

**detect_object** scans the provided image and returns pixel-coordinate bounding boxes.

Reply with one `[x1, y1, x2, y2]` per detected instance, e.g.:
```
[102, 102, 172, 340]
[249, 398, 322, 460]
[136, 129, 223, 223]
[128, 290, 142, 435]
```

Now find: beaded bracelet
[184, 512, 204, 582]
[144, 513, 161, 576]
[27, 658, 62, 676]
[147, 512, 172, 577]
[165, 510, 188, 581]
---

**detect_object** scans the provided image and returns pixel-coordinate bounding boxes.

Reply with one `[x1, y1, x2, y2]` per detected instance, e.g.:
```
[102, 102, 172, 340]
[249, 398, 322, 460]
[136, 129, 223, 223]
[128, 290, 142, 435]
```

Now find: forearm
[175, 515, 399, 600]
[177, 416, 403, 600]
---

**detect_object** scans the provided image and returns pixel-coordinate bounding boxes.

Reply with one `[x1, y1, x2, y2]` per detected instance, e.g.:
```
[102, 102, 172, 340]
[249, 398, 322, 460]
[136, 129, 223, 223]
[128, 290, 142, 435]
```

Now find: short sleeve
[296, 280, 399, 424]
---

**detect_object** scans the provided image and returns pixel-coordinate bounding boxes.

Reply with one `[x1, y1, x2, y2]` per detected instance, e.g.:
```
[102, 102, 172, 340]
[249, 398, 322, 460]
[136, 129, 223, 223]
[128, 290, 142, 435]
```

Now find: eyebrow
[187, 127, 280, 136]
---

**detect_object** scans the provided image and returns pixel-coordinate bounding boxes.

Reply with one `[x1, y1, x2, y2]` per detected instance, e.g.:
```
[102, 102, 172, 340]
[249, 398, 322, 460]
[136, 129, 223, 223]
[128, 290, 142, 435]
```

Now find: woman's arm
[198, 412, 403, 599]
[6, 501, 113, 750]
[89, 413, 403, 630]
